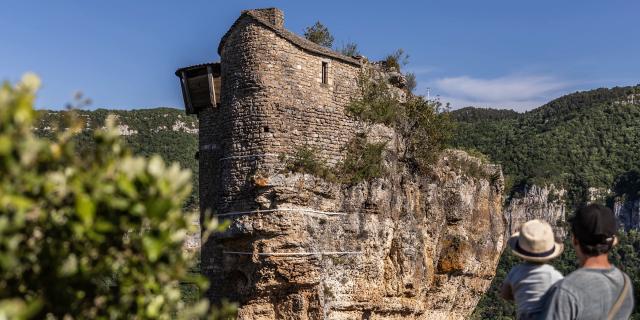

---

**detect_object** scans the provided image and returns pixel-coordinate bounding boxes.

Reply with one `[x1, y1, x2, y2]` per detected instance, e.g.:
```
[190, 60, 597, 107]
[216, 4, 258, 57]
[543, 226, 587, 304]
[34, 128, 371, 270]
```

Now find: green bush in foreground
[0, 75, 235, 319]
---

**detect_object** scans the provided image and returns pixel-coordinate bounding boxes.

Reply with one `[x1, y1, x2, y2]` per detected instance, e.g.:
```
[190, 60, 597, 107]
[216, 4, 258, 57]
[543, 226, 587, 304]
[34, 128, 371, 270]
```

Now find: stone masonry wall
[201, 15, 361, 215]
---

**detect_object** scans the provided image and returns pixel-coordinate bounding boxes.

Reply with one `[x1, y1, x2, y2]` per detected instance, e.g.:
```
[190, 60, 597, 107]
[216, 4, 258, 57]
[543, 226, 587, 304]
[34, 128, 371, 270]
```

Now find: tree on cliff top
[0, 75, 235, 319]
[304, 21, 334, 48]
[384, 49, 409, 72]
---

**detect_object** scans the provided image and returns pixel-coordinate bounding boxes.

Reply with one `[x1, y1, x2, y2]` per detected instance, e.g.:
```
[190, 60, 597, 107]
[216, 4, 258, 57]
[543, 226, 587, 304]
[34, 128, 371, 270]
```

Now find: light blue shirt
[504, 262, 564, 318]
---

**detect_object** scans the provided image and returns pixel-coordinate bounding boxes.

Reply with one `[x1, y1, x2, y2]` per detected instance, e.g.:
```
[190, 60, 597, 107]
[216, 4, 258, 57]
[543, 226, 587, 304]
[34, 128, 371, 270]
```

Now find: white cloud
[431, 75, 570, 111]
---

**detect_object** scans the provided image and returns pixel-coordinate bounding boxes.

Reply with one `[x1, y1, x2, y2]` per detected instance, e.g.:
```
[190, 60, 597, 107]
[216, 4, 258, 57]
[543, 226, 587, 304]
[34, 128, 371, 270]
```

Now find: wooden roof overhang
[175, 62, 221, 115]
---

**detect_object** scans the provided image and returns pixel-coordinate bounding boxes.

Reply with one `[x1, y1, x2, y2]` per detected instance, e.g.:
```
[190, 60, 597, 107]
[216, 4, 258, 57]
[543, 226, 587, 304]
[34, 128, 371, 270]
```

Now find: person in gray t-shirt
[540, 204, 634, 320]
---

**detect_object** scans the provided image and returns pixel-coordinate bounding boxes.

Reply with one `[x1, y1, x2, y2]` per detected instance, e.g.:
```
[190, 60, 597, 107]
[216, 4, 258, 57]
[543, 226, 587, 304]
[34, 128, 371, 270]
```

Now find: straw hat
[508, 219, 564, 263]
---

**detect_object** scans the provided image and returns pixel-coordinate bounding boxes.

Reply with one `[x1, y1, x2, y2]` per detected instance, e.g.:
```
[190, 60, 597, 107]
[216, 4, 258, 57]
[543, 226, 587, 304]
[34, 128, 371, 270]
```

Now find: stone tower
[177, 8, 507, 319]
[176, 8, 365, 214]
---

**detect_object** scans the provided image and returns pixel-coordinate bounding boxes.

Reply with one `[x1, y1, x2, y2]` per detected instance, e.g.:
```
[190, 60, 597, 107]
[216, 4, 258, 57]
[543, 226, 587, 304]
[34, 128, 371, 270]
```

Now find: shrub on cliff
[281, 145, 336, 181]
[339, 134, 386, 184]
[281, 139, 386, 185]
[384, 49, 409, 72]
[347, 73, 398, 125]
[303, 21, 334, 48]
[405, 72, 417, 93]
[347, 70, 453, 170]
[397, 95, 453, 168]
[0, 75, 234, 319]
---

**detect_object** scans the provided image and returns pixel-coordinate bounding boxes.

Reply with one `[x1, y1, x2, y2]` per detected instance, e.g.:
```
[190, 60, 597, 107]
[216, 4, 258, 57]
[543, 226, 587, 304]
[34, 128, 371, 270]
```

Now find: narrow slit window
[321, 62, 328, 84]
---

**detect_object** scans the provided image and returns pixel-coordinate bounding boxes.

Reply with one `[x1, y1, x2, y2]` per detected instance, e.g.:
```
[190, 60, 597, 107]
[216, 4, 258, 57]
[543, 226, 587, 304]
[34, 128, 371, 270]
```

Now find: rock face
[504, 185, 640, 236]
[208, 143, 505, 319]
[183, 7, 507, 319]
[504, 185, 566, 239]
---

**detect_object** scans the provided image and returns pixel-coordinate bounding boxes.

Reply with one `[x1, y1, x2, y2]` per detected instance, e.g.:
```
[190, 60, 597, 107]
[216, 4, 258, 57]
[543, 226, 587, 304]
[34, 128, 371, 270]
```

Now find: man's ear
[613, 236, 619, 246]
[572, 235, 579, 246]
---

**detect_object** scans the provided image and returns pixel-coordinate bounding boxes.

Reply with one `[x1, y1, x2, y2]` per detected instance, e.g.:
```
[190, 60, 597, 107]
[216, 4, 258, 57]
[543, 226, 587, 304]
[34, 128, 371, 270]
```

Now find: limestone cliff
[207, 126, 506, 320]
[504, 185, 640, 236]
[504, 185, 566, 238]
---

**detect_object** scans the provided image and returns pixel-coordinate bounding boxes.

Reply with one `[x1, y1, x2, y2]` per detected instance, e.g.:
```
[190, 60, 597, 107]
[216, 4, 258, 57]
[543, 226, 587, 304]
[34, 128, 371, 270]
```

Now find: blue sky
[2, 0, 638, 111]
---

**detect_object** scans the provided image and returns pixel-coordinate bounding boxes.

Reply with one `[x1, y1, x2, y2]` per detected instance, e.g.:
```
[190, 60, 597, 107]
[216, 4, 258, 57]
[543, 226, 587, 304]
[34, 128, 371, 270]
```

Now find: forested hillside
[34, 108, 200, 209]
[450, 107, 519, 123]
[451, 85, 640, 205]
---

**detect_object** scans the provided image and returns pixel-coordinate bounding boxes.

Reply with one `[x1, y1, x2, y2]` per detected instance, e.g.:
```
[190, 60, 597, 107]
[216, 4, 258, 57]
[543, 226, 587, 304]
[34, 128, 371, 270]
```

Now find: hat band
[516, 239, 556, 258]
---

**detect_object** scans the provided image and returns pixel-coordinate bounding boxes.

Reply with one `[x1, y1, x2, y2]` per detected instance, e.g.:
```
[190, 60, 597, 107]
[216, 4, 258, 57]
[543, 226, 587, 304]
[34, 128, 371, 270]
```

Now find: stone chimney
[249, 8, 284, 29]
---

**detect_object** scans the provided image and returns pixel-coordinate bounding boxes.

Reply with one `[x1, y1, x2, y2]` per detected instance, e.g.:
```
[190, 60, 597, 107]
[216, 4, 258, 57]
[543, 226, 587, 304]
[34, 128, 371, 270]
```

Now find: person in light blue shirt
[501, 219, 564, 320]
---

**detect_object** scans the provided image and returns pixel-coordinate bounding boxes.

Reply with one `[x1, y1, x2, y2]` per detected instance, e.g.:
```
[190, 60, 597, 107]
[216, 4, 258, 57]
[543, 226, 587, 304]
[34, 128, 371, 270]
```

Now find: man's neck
[581, 254, 613, 269]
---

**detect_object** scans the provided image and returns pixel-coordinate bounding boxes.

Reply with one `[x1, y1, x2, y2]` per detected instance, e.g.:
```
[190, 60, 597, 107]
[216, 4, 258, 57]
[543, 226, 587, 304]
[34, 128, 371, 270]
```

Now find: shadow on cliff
[607, 170, 640, 205]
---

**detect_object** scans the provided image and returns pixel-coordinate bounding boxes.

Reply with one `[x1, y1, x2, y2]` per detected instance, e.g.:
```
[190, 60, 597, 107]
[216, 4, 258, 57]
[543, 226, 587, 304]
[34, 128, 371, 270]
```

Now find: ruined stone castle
[177, 8, 507, 319]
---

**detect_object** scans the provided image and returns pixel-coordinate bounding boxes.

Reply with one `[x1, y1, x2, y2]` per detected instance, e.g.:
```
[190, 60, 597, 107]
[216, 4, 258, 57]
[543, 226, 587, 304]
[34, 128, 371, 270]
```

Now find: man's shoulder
[546, 266, 634, 319]
[558, 266, 624, 292]
[565, 266, 624, 278]
[543, 268, 611, 311]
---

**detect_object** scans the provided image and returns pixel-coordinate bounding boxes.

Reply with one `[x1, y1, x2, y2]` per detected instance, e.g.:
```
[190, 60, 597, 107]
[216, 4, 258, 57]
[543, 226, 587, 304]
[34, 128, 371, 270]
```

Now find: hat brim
[508, 233, 564, 263]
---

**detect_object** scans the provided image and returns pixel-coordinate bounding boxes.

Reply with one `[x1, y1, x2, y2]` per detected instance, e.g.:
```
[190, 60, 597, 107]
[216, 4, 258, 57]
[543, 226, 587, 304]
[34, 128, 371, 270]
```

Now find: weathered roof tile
[218, 9, 362, 67]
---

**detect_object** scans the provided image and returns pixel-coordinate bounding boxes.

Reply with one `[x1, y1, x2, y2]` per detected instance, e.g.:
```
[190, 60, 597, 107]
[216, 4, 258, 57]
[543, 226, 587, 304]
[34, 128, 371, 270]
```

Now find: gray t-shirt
[539, 266, 634, 320]
[504, 263, 564, 318]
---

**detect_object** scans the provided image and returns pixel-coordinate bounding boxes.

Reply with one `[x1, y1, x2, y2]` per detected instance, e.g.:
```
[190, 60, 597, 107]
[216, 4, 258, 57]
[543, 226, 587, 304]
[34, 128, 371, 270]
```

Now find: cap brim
[508, 233, 564, 263]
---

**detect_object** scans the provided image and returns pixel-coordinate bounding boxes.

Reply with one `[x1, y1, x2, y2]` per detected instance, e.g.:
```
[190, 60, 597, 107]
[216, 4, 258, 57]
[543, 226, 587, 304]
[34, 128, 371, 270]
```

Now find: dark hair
[574, 239, 613, 257]
[570, 204, 617, 257]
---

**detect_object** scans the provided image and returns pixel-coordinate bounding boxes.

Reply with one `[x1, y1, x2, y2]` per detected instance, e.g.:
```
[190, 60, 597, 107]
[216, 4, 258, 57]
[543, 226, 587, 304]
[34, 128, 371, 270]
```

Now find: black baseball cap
[570, 204, 618, 245]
